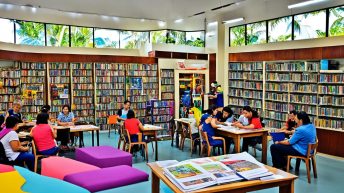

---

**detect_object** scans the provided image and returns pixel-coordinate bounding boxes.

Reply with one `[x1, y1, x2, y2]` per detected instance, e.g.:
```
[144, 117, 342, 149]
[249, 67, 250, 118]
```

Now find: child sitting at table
[124, 109, 144, 142]
[30, 112, 59, 156]
[201, 112, 226, 153]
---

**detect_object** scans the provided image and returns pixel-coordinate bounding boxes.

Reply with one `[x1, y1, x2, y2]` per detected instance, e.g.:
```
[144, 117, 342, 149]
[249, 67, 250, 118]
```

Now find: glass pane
[15, 21, 45, 46]
[247, 21, 266, 45]
[167, 30, 186, 44]
[71, 26, 93, 47]
[150, 30, 167, 44]
[329, 6, 344, 37]
[268, 16, 292, 42]
[230, 25, 245, 46]
[186, 31, 205, 47]
[46, 24, 69, 47]
[0, 18, 14, 43]
[120, 31, 149, 49]
[94, 28, 119, 48]
[294, 10, 326, 40]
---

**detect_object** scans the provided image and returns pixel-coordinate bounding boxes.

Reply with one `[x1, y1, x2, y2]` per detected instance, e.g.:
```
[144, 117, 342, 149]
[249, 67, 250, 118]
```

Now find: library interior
[0, 0, 344, 193]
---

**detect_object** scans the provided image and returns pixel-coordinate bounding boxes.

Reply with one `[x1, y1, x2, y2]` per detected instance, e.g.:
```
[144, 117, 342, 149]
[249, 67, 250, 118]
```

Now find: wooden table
[53, 125, 100, 147]
[173, 118, 195, 148]
[147, 162, 297, 193]
[216, 126, 269, 164]
[141, 124, 164, 161]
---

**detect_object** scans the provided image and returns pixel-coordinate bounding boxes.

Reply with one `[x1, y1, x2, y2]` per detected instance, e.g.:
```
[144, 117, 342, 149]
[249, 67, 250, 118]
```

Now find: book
[270, 132, 286, 142]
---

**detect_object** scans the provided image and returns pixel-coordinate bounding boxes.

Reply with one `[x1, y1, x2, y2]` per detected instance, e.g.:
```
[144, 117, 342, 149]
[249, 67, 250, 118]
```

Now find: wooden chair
[31, 141, 47, 173]
[122, 129, 148, 162]
[286, 140, 318, 183]
[117, 124, 126, 150]
[199, 128, 226, 157]
[107, 115, 118, 137]
[180, 122, 200, 155]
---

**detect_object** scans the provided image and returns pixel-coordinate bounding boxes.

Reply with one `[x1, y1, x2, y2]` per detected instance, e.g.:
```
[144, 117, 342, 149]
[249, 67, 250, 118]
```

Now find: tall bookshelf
[160, 69, 175, 103]
[49, 62, 71, 119]
[228, 63, 244, 116]
[95, 63, 125, 130]
[72, 63, 95, 123]
[317, 72, 344, 130]
[146, 99, 173, 137]
[126, 63, 158, 122]
[0, 63, 21, 114]
[20, 62, 46, 120]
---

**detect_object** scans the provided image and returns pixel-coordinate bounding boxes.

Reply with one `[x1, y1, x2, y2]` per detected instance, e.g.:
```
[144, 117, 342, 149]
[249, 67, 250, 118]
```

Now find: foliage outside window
[329, 6, 344, 37]
[268, 16, 292, 42]
[94, 28, 119, 48]
[71, 26, 93, 47]
[15, 21, 45, 46]
[46, 24, 69, 47]
[120, 31, 149, 49]
[150, 30, 167, 44]
[0, 18, 14, 43]
[294, 10, 326, 40]
[167, 30, 186, 44]
[246, 21, 266, 45]
[186, 31, 205, 47]
[230, 25, 245, 46]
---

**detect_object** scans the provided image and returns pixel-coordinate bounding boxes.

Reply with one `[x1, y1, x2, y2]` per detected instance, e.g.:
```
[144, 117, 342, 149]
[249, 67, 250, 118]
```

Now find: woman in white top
[0, 116, 34, 171]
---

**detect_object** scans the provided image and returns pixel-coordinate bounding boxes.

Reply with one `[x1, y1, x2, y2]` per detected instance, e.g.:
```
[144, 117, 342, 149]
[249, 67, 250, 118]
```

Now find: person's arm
[138, 122, 144, 131]
[210, 118, 220, 129]
[117, 109, 125, 121]
[29, 126, 36, 137]
[57, 120, 69, 126]
[50, 125, 57, 138]
[276, 129, 302, 145]
[10, 140, 29, 152]
[276, 140, 290, 145]
[238, 123, 255, 129]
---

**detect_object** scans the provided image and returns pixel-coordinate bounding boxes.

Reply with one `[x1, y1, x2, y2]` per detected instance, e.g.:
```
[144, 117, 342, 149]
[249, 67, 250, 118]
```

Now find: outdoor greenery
[151, 30, 168, 44]
[294, 10, 326, 40]
[121, 31, 149, 49]
[167, 31, 186, 44]
[46, 24, 69, 47]
[71, 26, 93, 47]
[268, 16, 292, 42]
[329, 6, 344, 37]
[246, 21, 266, 45]
[186, 32, 205, 47]
[16, 21, 45, 46]
[230, 25, 245, 46]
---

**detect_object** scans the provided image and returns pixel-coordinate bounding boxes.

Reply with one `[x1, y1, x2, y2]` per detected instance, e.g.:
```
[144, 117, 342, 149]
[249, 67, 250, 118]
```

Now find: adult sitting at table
[57, 105, 75, 151]
[5, 102, 23, 123]
[218, 106, 235, 123]
[270, 111, 316, 171]
[30, 113, 58, 156]
[117, 100, 131, 122]
[124, 110, 145, 143]
[279, 110, 297, 138]
[0, 116, 34, 171]
[235, 106, 263, 153]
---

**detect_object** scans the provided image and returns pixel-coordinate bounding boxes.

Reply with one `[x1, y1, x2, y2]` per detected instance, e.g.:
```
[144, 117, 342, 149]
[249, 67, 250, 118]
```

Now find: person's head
[242, 106, 259, 119]
[222, 107, 233, 119]
[124, 100, 131, 110]
[62, 105, 71, 115]
[211, 81, 218, 88]
[12, 102, 21, 113]
[41, 105, 51, 113]
[207, 105, 218, 116]
[36, 113, 49, 124]
[289, 110, 297, 121]
[126, 110, 135, 119]
[295, 111, 311, 127]
[6, 116, 19, 130]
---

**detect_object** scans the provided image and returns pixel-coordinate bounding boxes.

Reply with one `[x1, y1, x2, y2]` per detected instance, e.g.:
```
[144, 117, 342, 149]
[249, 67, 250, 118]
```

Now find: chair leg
[128, 145, 132, 154]
[108, 126, 110, 138]
[198, 142, 201, 156]
[122, 142, 126, 151]
[286, 157, 291, 173]
[34, 157, 38, 173]
[190, 140, 193, 155]
[207, 146, 212, 157]
[117, 138, 121, 149]
[200, 144, 204, 157]
[295, 158, 301, 172]
[305, 159, 311, 183]
[312, 157, 318, 178]
[144, 144, 148, 162]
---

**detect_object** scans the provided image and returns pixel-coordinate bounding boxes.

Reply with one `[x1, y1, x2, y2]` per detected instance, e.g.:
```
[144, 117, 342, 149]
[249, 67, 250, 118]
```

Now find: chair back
[31, 140, 40, 157]
[122, 123, 131, 144]
[306, 139, 318, 159]
[199, 128, 210, 147]
[181, 122, 192, 139]
[108, 115, 118, 125]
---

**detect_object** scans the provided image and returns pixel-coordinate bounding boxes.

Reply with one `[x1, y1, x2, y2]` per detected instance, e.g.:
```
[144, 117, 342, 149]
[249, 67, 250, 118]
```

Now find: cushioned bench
[64, 165, 149, 192]
[75, 146, 132, 168]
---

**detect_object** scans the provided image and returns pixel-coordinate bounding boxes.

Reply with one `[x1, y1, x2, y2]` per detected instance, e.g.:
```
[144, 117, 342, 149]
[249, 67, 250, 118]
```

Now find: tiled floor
[75, 131, 344, 193]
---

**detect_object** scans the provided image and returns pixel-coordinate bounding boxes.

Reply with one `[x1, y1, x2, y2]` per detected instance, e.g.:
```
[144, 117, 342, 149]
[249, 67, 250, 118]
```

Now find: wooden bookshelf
[0, 63, 21, 114]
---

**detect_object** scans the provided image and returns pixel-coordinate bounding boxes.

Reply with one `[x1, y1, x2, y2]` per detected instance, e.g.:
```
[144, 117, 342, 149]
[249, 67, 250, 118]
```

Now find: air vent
[211, 3, 235, 11]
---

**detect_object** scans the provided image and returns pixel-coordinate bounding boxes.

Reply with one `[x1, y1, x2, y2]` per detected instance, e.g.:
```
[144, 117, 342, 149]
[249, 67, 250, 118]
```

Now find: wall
[152, 43, 205, 54]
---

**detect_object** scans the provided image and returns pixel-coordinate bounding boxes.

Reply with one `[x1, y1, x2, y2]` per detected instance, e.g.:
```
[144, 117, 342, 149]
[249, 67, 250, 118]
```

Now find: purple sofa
[75, 146, 132, 168]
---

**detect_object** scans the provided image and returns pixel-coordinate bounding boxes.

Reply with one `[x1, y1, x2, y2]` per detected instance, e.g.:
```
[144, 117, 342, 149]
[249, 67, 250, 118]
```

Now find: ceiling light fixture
[158, 21, 166, 27]
[222, 17, 244, 24]
[208, 21, 218, 26]
[174, 19, 183, 23]
[288, 0, 328, 9]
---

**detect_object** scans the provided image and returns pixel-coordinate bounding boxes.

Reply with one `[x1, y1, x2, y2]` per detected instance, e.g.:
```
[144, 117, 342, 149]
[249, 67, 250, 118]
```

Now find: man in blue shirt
[270, 111, 317, 170]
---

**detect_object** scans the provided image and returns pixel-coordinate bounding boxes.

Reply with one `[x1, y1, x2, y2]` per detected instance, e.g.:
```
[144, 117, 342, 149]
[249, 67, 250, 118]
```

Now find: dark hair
[124, 100, 131, 105]
[5, 116, 19, 128]
[36, 113, 49, 124]
[289, 110, 297, 115]
[41, 105, 51, 113]
[296, 111, 311, 125]
[243, 106, 259, 118]
[205, 105, 218, 115]
[222, 106, 233, 117]
[62, 105, 71, 112]
[126, 110, 135, 119]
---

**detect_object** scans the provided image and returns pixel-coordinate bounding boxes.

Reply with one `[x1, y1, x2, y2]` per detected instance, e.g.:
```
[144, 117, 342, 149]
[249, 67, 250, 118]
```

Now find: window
[71, 26, 93, 47]
[46, 24, 69, 47]
[15, 21, 45, 46]
[268, 16, 292, 42]
[247, 21, 266, 45]
[230, 25, 245, 46]
[150, 30, 167, 44]
[167, 30, 186, 44]
[94, 28, 119, 48]
[294, 10, 326, 40]
[329, 6, 344, 37]
[0, 18, 14, 43]
[120, 31, 149, 49]
[186, 31, 205, 47]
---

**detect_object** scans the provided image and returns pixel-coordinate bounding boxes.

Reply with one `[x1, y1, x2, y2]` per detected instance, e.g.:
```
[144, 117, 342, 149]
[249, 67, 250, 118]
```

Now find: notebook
[270, 132, 285, 142]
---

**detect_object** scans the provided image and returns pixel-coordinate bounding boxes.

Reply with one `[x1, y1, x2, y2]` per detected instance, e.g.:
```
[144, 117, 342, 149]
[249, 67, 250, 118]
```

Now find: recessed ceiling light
[223, 17, 244, 24]
[141, 19, 145, 22]
[158, 21, 166, 27]
[208, 21, 218, 26]
[174, 19, 183, 23]
[288, 0, 328, 9]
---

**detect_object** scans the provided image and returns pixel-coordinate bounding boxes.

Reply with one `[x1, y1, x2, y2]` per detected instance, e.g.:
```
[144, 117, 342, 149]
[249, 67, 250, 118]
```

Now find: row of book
[95, 63, 125, 70]
[290, 73, 318, 82]
[228, 89, 242, 97]
[266, 62, 318, 72]
[72, 77, 93, 84]
[143, 83, 159, 89]
[161, 85, 174, 92]
[228, 81, 244, 88]
[265, 102, 289, 112]
[96, 96, 124, 104]
[73, 97, 93, 104]
[72, 63, 93, 69]
[152, 100, 174, 108]
[244, 99, 262, 109]
[161, 93, 174, 100]
[73, 90, 93, 96]
[318, 107, 344, 118]
[128, 63, 158, 71]
[73, 104, 95, 110]
[0, 70, 20, 77]
[289, 104, 317, 115]
[96, 110, 117, 118]
[266, 73, 291, 81]
[228, 98, 245, 106]
[319, 74, 344, 83]
[0, 103, 13, 110]
[96, 90, 124, 96]
[21, 70, 45, 76]
[152, 108, 172, 115]
[243, 90, 262, 99]
[0, 87, 19, 94]
[72, 69, 93, 76]
[131, 102, 147, 110]
[316, 119, 343, 129]
[290, 94, 317, 105]
[160, 70, 174, 78]
[73, 84, 94, 90]
[96, 77, 125, 83]
[96, 71, 125, 76]
[265, 110, 288, 121]
[3, 79, 20, 86]
[290, 84, 317, 93]
[318, 96, 344, 106]
[318, 85, 344, 95]
[264, 119, 284, 129]
[96, 84, 124, 90]
[50, 77, 70, 83]
[266, 83, 288, 92]
[21, 62, 46, 69]
[127, 71, 157, 77]
[266, 93, 288, 102]
[22, 99, 44, 106]
[151, 115, 171, 122]
[50, 70, 70, 76]
[50, 63, 69, 69]
[161, 79, 174, 85]
[21, 77, 45, 83]
[228, 63, 263, 71]
[96, 103, 123, 111]
[243, 72, 263, 81]
[228, 73, 243, 79]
